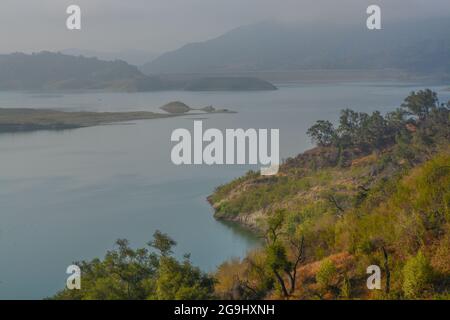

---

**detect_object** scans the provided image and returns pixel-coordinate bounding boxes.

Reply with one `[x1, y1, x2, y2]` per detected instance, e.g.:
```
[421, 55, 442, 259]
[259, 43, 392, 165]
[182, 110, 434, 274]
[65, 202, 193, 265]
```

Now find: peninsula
[0, 102, 234, 133]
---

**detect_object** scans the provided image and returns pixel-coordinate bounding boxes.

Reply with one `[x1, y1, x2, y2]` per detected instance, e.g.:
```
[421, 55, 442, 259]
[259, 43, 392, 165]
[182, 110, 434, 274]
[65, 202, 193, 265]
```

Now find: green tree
[401, 89, 438, 120]
[263, 210, 305, 297]
[307, 120, 337, 147]
[148, 230, 177, 257]
[316, 258, 337, 290]
[364, 111, 389, 150]
[337, 109, 366, 147]
[152, 254, 215, 300]
[52, 231, 215, 300]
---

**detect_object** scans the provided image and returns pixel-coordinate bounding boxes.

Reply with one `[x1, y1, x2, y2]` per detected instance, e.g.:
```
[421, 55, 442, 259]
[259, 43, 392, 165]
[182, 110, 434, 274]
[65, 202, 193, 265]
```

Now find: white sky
[2, 0, 450, 54]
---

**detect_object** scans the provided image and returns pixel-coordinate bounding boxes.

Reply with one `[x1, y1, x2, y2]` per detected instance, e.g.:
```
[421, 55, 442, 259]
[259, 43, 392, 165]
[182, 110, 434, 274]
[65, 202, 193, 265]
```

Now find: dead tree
[285, 236, 305, 294]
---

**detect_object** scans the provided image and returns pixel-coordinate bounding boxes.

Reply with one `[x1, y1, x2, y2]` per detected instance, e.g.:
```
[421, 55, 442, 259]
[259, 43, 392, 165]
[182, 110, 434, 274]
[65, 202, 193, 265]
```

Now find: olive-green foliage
[52, 231, 215, 300]
[152, 255, 215, 300]
[214, 169, 338, 221]
[402, 251, 432, 299]
[316, 259, 337, 289]
[307, 90, 449, 154]
[401, 89, 439, 120]
[307, 120, 337, 147]
[340, 276, 352, 299]
[265, 210, 292, 274]
[209, 90, 450, 300]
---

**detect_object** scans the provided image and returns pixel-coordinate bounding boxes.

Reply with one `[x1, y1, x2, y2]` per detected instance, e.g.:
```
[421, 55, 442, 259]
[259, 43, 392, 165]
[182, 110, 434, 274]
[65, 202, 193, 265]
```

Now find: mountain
[0, 51, 158, 91]
[60, 49, 160, 66]
[0, 52, 275, 91]
[142, 18, 450, 78]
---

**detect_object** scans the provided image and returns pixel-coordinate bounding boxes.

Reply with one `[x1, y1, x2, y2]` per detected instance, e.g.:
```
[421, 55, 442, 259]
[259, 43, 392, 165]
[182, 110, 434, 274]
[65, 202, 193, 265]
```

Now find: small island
[160, 101, 235, 114]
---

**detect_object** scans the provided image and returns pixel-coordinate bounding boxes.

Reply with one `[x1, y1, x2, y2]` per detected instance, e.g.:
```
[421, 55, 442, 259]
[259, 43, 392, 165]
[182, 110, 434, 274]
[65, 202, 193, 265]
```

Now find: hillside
[210, 90, 450, 299]
[0, 52, 276, 92]
[0, 52, 161, 91]
[51, 90, 450, 301]
[142, 19, 450, 78]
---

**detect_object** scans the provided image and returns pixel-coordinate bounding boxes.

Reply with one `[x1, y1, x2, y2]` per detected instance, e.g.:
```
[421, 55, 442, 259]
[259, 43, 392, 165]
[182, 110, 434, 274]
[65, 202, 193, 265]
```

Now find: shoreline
[0, 107, 235, 133]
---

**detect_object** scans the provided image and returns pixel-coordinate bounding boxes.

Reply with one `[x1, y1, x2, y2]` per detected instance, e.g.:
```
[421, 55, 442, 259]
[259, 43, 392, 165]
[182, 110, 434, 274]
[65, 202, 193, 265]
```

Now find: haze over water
[0, 82, 448, 299]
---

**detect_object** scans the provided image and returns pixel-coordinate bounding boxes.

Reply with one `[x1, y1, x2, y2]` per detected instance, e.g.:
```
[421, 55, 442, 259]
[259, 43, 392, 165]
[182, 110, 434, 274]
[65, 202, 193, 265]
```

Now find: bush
[402, 251, 432, 299]
[316, 259, 337, 289]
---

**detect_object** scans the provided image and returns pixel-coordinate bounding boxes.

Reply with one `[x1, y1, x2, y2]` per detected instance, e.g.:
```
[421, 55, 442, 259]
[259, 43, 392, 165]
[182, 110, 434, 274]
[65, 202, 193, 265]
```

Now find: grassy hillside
[211, 90, 450, 299]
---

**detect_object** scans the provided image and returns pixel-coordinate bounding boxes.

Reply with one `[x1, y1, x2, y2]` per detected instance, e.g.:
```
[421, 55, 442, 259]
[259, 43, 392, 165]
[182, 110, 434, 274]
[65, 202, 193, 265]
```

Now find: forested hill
[0, 52, 158, 91]
[209, 90, 450, 300]
[0, 52, 276, 92]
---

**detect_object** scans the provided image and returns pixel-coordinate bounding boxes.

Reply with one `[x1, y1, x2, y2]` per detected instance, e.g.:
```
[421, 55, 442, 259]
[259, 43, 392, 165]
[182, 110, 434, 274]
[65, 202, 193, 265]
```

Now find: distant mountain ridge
[60, 49, 160, 66]
[0, 52, 275, 92]
[0, 51, 151, 91]
[142, 18, 450, 78]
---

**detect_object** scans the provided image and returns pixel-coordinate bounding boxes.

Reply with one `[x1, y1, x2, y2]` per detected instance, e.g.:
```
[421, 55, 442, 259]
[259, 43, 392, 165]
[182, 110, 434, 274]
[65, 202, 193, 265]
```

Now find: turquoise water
[0, 83, 448, 299]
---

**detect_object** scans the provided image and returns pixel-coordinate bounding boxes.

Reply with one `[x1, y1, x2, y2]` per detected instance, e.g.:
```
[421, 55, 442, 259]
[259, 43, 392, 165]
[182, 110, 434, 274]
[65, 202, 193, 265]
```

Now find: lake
[0, 82, 449, 299]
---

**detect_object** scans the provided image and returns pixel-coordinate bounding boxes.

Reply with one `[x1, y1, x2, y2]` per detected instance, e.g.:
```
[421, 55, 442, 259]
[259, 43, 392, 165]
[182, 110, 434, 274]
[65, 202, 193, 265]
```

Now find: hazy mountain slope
[0, 51, 275, 91]
[60, 49, 160, 66]
[0, 51, 155, 91]
[142, 19, 450, 76]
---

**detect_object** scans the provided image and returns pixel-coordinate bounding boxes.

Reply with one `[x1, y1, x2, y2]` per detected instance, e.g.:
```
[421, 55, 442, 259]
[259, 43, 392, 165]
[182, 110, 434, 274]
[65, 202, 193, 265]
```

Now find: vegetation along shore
[53, 89, 449, 300]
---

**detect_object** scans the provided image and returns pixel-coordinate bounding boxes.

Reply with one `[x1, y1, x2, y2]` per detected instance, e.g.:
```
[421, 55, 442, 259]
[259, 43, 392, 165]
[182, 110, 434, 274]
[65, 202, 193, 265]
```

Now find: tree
[307, 120, 337, 147]
[401, 89, 438, 120]
[52, 231, 215, 300]
[152, 255, 215, 300]
[385, 108, 408, 131]
[337, 109, 365, 147]
[316, 259, 338, 297]
[263, 210, 305, 297]
[316, 259, 337, 290]
[364, 111, 390, 150]
[148, 230, 177, 257]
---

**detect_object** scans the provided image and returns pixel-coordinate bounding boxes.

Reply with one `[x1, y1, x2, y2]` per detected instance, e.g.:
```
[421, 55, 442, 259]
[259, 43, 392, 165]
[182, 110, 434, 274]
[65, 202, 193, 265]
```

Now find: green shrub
[402, 251, 432, 299]
[316, 259, 337, 289]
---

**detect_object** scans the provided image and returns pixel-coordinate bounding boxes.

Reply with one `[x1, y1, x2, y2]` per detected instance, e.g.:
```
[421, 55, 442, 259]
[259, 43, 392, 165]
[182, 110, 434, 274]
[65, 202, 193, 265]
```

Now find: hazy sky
[2, 0, 450, 55]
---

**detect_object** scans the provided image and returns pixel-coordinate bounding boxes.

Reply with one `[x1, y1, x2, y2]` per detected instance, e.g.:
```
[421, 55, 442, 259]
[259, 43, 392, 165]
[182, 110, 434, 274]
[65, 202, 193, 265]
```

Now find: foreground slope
[51, 90, 450, 300]
[211, 90, 450, 299]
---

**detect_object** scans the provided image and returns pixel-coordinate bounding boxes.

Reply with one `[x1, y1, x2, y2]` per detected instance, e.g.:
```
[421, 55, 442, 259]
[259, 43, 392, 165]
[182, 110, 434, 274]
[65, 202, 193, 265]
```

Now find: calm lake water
[0, 82, 449, 299]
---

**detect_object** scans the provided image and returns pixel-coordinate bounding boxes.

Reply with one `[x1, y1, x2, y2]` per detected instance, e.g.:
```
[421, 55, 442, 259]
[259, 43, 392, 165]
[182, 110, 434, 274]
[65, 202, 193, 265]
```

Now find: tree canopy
[52, 231, 215, 300]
